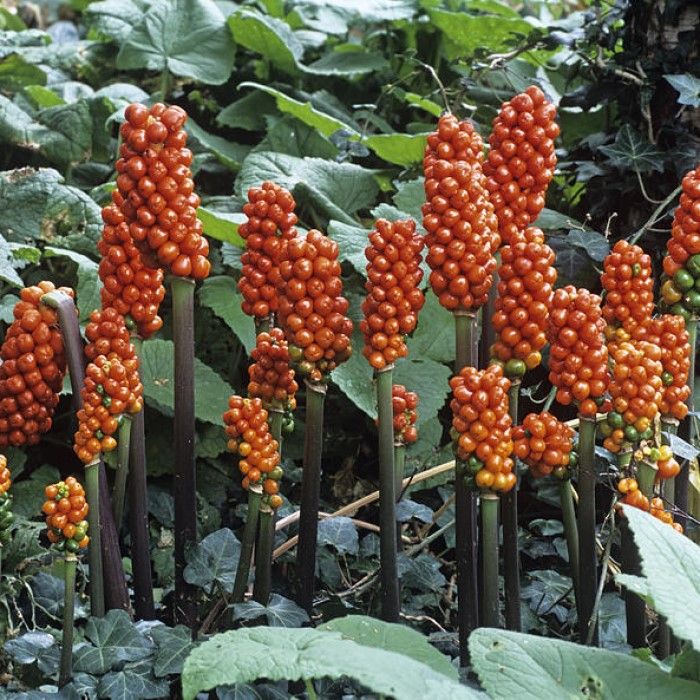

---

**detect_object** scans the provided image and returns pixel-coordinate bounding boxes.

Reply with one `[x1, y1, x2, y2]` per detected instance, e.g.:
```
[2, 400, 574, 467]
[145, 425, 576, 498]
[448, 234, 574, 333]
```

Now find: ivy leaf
[317, 516, 359, 555]
[117, 0, 235, 85]
[534, 207, 586, 231]
[151, 625, 194, 677]
[31, 572, 87, 621]
[199, 276, 256, 353]
[74, 610, 154, 675]
[43, 247, 100, 322]
[521, 569, 572, 618]
[232, 594, 309, 628]
[396, 499, 434, 524]
[664, 74, 700, 107]
[398, 552, 447, 591]
[181, 627, 481, 700]
[598, 125, 665, 173]
[136, 338, 235, 424]
[562, 229, 609, 262]
[598, 592, 628, 651]
[529, 519, 564, 536]
[0, 53, 46, 91]
[318, 615, 457, 680]
[183, 527, 241, 594]
[98, 660, 170, 699]
[4, 631, 56, 669]
[469, 628, 699, 699]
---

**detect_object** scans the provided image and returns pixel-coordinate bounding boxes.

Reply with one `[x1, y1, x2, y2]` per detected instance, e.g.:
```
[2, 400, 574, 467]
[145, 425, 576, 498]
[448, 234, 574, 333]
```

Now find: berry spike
[391, 384, 419, 445]
[513, 412, 576, 480]
[42, 477, 90, 552]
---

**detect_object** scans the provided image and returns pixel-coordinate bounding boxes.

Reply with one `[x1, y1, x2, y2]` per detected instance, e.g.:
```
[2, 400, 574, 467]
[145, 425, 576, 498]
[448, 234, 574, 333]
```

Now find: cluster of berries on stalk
[513, 412, 576, 479]
[42, 477, 89, 552]
[449, 365, 515, 493]
[422, 114, 498, 311]
[547, 286, 610, 417]
[484, 86, 559, 246]
[391, 385, 419, 445]
[74, 354, 143, 464]
[239, 182, 299, 320]
[0, 283, 71, 447]
[248, 329, 298, 434]
[223, 396, 283, 510]
[84, 307, 139, 364]
[490, 226, 556, 377]
[277, 230, 353, 383]
[0, 455, 12, 544]
[601, 340, 662, 453]
[361, 219, 425, 370]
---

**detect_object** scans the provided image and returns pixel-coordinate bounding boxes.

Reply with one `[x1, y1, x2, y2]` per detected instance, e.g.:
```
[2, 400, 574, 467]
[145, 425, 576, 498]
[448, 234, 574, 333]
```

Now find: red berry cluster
[239, 182, 298, 320]
[277, 230, 353, 383]
[248, 329, 298, 412]
[42, 477, 90, 551]
[84, 307, 138, 364]
[513, 412, 576, 479]
[491, 226, 556, 376]
[391, 385, 418, 445]
[117, 102, 211, 280]
[0, 454, 10, 495]
[74, 355, 143, 464]
[547, 286, 610, 417]
[0, 283, 71, 447]
[422, 114, 498, 311]
[618, 478, 683, 533]
[361, 218, 425, 370]
[484, 86, 559, 246]
[223, 396, 283, 510]
[449, 364, 515, 492]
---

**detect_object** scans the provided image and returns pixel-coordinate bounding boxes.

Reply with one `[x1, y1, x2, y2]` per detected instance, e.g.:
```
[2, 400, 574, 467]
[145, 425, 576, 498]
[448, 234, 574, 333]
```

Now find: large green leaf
[364, 132, 427, 166]
[469, 628, 700, 699]
[136, 338, 235, 424]
[406, 293, 454, 364]
[183, 527, 240, 594]
[327, 220, 368, 276]
[199, 276, 256, 353]
[43, 247, 100, 321]
[151, 625, 194, 677]
[318, 615, 457, 680]
[305, 47, 388, 76]
[197, 208, 246, 247]
[620, 505, 700, 649]
[0, 53, 46, 91]
[117, 0, 235, 84]
[216, 90, 277, 131]
[0, 168, 102, 255]
[187, 118, 251, 171]
[0, 235, 24, 287]
[181, 627, 481, 700]
[98, 660, 169, 700]
[598, 125, 665, 173]
[86, 0, 150, 43]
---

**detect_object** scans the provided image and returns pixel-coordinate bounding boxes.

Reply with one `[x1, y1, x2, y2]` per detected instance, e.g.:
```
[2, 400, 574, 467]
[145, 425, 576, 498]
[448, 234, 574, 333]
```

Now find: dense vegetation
[0, 0, 699, 698]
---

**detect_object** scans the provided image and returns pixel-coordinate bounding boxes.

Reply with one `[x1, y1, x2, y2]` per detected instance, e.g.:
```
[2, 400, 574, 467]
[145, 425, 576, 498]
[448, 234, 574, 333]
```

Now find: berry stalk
[676, 316, 697, 530]
[111, 416, 132, 529]
[172, 276, 197, 629]
[253, 505, 274, 604]
[84, 460, 104, 617]
[480, 492, 500, 627]
[59, 554, 77, 687]
[454, 311, 477, 369]
[394, 442, 406, 551]
[559, 479, 580, 612]
[232, 486, 262, 604]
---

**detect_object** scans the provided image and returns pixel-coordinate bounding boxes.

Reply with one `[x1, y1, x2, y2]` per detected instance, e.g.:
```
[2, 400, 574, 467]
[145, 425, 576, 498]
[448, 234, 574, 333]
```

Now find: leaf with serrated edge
[181, 627, 481, 700]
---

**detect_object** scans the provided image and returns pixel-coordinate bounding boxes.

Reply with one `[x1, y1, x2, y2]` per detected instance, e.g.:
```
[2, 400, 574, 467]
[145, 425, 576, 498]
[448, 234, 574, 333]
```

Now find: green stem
[160, 69, 171, 101]
[232, 487, 262, 604]
[454, 311, 477, 371]
[253, 506, 274, 605]
[111, 417, 133, 531]
[269, 409, 284, 449]
[676, 317, 697, 530]
[172, 276, 197, 629]
[638, 461, 657, 500]
[395, 443, 406, 553]
[479, 269, 498, 367]
[59, 555, 77, 687]
[85, 460, 104, 618]
[621, 519, 645, 648]
[502, 381, 520, 631]
[304, 679, 318, 700]
[577, 416, 598, 645]
[377, 366, 399, 621]
[543, 385, 557, 412]
[560, 480, 580, 608]
[481, 492, 500, 627]
[296, 379, 327, 614]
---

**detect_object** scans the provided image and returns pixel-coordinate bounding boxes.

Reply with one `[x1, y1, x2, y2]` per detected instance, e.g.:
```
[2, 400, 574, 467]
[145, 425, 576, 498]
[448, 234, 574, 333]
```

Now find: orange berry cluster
[392, 385, 418, 445]
[484, 86, 559, 246]
[277, 230, 353, 383]
[84, 307, 139, 364]
[117, 102, 210, 280]
[74, 354, 143, 464]
[422, 114, 498, 311]
[0, 455, 11, 544]
[602, 340, 662, 453]
[0, 455, 10, 495]
[248, 328, 298, 412]
[239, 182, 298, 319]
[42, 477, 90, 551]
[513, 412, 576, 479]
[361, 218, 425, 370]
[223, 396, 283, 510]
[491, 226, 556, 376]
[617, 478, 683, 533]
[547, 286, 610, 417]
[601, 240, 654, 342]
[0, 283, 71, 448]
[449, 364, 515, 493]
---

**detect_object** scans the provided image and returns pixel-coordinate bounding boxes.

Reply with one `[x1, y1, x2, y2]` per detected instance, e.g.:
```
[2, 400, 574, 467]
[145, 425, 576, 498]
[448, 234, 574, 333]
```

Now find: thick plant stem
[560, 480, 580, 610]
[128, 408, 155, 619]
[481, 492, 500, 627]
[232, 487, 262, 603]
[112, 417, 132, 530]
[85, 460, 104, 618]
[676, 317, 697, 530]
[376, 366, 399, 621]
[659, 418, 677, 657]
[454, 311, 478, 370]
[253, 506, 274, 604]
[172, 276, 197, 629]
[59, 555, 77, 687]
[269, 409, 284, 448]
[479, 275, 498, 368]
[296, 379, 327, 614]
[577, 416, 598, 645]
[621, 520, 645, 648]
[160, 69, 171, 100]
[395, 443, 406, 551]
[502, 381, 521, 631]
